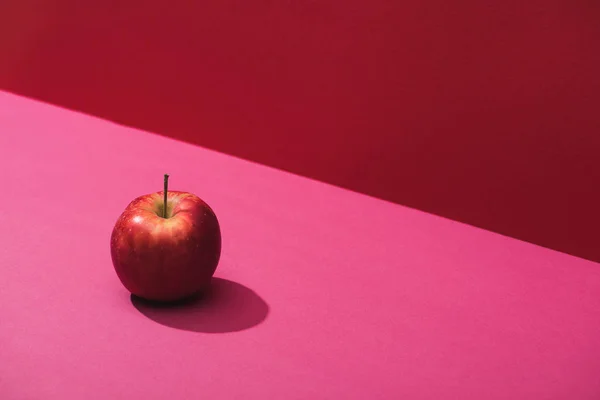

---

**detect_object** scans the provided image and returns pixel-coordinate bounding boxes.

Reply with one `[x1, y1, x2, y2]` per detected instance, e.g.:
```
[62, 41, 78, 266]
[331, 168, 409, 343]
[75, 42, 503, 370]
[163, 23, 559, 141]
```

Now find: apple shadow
[130, 278, 269, 333]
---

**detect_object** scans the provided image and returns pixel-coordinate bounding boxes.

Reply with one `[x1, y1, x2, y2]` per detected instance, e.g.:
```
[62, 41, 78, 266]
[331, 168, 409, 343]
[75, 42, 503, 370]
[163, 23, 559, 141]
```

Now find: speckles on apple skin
[109, 190, 221, 302]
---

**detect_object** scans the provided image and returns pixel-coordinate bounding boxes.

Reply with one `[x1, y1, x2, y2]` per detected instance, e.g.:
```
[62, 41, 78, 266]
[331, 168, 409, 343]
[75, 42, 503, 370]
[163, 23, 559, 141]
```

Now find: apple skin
[110, 190, 221, 302]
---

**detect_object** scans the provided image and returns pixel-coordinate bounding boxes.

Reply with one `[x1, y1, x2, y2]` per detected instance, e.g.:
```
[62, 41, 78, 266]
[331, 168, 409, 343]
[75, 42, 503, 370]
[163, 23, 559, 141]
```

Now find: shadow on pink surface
[130, 278, 269, 333]
[1, 1, 599, 262]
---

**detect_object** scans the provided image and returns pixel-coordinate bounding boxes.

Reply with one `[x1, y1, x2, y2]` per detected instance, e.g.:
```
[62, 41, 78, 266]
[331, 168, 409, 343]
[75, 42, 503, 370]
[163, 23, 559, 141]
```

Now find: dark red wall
[1, 1, 599, 261]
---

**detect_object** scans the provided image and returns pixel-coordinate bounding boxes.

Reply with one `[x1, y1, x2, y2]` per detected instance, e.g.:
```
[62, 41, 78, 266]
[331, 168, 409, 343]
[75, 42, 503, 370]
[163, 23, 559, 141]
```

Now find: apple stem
[163, 174, 169, 218]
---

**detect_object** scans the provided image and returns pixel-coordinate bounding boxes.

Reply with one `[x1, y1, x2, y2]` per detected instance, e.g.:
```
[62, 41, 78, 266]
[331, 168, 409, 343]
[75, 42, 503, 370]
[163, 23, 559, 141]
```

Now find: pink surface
[1, 1, 599, 262]
[1, 91, 600, 399]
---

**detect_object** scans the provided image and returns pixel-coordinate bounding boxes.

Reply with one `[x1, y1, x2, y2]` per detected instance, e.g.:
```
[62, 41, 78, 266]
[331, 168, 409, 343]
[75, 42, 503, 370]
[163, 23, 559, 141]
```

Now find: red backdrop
[1, 1, 599, 261]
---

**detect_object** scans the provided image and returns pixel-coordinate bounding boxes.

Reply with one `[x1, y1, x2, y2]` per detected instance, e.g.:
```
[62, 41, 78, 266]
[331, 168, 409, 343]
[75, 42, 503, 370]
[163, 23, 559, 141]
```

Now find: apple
[111, 175, 221, 302]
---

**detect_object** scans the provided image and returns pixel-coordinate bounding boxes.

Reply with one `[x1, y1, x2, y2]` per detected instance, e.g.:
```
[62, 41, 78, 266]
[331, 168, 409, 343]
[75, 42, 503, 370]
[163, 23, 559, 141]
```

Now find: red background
[1, 1, 598, 261]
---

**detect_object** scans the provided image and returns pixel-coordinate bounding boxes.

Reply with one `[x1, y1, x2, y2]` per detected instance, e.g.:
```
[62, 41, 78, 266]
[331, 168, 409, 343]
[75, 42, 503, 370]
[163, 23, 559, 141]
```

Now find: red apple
[111, 175, 221, 302]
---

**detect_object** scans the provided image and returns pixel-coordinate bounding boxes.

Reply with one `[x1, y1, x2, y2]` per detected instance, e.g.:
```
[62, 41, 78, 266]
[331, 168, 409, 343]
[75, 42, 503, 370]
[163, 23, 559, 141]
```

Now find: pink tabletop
[1, 91, 599, 399]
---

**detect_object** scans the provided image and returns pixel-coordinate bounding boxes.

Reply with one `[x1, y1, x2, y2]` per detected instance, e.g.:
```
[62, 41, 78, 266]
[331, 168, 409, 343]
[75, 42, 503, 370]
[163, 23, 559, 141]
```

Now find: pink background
[0, 1, 599, 262]
[2, 91, 600, 399]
